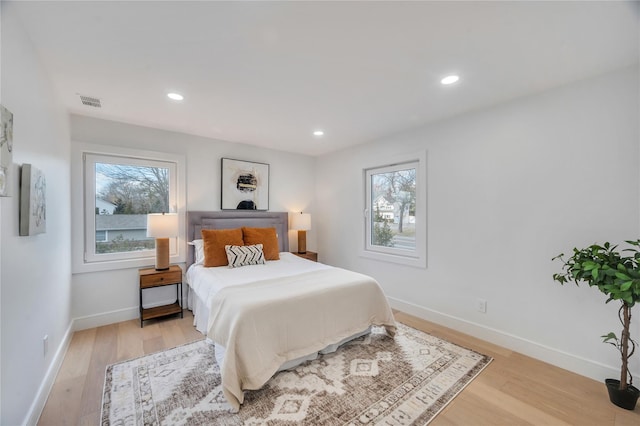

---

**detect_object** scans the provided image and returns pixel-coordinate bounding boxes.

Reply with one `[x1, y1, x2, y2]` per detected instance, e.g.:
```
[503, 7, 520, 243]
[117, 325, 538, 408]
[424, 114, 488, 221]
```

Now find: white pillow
[225, 244, 266, 268]
[188, 239, 205, 265]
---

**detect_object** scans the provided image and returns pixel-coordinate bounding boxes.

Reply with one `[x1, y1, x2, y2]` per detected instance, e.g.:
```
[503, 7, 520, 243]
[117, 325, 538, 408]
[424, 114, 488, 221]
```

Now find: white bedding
[186, 252, 332, 333]
[186, 252, 396, 411]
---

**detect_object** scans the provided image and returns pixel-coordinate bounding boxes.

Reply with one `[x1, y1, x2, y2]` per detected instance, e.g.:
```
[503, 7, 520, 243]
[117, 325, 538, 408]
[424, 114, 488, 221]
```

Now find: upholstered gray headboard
[186, 211, 289, 268]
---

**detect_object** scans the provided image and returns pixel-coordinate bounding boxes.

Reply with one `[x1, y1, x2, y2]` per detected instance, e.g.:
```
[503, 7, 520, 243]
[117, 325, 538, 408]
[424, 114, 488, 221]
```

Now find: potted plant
[552, 240, 640, 410]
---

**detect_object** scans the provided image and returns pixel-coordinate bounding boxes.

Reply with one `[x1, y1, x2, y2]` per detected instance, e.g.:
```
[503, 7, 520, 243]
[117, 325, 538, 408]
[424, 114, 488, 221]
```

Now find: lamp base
[155, 237, 170, 270]
[297, 230, 307, 254]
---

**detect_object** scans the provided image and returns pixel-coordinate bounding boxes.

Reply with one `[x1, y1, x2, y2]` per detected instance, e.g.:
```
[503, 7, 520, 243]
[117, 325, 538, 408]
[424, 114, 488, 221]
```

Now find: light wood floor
[38, 310, 640, 425]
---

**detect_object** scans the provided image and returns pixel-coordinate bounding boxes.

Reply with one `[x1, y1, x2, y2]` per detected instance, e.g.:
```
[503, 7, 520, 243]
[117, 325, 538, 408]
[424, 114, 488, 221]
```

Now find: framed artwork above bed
[221, 158, 269, 210]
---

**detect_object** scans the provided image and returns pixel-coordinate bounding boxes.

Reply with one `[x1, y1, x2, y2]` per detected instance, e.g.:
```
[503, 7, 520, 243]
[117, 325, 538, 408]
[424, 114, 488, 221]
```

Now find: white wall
[70, 115, 317, 329]
[0, 3, 72, 425]
[316, 65, 640, 383]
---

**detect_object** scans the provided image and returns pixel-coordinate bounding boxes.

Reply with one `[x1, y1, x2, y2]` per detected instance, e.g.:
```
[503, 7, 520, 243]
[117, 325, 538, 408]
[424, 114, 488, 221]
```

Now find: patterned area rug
[101, 323, 492, 425]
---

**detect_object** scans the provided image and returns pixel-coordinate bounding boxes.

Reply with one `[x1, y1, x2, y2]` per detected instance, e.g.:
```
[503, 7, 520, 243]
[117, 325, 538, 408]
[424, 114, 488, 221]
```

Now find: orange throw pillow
[242, 227, 280, 260]
[201, 228, 244, 267]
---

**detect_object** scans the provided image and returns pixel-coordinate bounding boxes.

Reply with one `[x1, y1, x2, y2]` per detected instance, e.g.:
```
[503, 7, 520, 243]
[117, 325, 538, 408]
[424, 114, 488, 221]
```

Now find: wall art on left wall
[19, 164, 47, 236]
[0, 105, 14, 197]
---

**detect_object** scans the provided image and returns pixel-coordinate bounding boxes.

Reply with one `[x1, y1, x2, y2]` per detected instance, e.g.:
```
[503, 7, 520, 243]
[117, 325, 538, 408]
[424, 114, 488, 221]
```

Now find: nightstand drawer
[140, 270, 181, 288]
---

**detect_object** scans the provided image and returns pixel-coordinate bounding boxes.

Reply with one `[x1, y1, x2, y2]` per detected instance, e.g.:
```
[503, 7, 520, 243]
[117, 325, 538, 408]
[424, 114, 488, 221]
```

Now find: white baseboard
[72, 306, 139, 331]
[24, 322, 74, 426]
[72, 298, 182, 331]
[388, 297, 629, 384]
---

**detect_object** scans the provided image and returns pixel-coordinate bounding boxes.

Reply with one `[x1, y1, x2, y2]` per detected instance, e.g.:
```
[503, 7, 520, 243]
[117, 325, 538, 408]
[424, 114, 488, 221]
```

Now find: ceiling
[9, 1, 639, 156]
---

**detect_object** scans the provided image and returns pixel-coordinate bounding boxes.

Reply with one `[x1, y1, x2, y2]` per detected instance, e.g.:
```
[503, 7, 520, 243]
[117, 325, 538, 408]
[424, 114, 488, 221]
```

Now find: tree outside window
[82, 152, 178, 265]
[369, 165, 416, 250]
[94, 162, 170, 254]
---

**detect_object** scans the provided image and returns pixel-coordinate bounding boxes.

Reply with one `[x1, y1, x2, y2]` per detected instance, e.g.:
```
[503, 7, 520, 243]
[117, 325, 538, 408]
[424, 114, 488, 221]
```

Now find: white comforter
[186, 253, 333, 333]
[186, 254, 396, 411]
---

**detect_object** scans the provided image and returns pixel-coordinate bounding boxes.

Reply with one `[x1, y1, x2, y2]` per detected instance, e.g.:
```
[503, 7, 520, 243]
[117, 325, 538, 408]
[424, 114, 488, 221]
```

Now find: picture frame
[0, 105, 14, 197]
[19, 163, 47, 236]
[221, 158, 269, 210]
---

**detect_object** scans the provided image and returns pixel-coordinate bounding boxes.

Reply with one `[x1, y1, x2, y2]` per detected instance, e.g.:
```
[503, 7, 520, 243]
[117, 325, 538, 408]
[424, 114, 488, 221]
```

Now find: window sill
[72, 254, 184, 274]
[359, 249, 426, 268]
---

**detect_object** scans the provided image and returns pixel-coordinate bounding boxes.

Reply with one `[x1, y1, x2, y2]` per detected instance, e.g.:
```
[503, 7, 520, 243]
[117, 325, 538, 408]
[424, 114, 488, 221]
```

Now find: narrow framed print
[221, 158, 269, 210]
[0, 105, 14, 197]
[19, 163, 47, 236]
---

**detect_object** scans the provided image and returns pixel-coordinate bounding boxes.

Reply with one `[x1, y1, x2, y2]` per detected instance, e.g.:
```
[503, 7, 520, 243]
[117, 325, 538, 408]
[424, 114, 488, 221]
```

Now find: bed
[185, 211, 396, 411]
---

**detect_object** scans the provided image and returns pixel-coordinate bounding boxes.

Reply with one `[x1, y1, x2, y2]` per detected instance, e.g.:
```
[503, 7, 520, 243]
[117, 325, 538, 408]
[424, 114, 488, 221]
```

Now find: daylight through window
[364, 157, 426, 267]
[369, 165, 416, 250]
[84, 153, 177, 264]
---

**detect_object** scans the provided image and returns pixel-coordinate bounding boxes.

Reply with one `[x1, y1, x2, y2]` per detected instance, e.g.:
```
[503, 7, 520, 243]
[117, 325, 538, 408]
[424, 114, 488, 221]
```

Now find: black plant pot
[605, 379, 640, 410]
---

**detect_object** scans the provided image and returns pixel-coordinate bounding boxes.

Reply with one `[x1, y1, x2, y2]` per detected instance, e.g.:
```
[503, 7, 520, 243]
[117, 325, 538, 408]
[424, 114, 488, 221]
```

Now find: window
[363, 154, 426, 268]
[95, 230, 107, 242]
[84, 153, 178, 264]
[72, 143, 185, 273]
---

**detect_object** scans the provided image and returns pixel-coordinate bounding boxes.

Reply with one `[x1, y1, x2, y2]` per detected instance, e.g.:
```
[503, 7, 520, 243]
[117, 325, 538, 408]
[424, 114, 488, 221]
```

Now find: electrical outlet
[43, 335, 49, 357]
[477, 298, 487, 313]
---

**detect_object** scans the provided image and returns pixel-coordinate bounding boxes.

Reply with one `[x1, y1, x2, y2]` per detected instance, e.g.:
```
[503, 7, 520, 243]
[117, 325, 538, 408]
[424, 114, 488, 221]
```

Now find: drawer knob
[160, 277, 164, 281]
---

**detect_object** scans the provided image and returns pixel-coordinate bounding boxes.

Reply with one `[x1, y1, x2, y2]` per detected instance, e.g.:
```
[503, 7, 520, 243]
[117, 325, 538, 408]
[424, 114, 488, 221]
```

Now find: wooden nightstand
[139, 265, 183, 327]
[292, 251, 318, 262]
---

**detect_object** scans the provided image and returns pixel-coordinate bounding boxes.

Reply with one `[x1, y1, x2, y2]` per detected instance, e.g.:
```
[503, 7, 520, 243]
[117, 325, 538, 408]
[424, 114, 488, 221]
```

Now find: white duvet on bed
[186, 252, 331, 333]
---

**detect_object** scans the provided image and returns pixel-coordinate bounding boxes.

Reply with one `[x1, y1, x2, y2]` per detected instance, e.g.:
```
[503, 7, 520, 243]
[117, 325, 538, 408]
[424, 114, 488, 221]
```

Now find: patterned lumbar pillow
[225, 244, 266, 268]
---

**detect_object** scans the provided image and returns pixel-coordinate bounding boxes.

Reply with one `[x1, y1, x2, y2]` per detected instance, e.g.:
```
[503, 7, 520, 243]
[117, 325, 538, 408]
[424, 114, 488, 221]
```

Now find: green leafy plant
[372, 206, 395, 247]
[552, 240, 640, 392]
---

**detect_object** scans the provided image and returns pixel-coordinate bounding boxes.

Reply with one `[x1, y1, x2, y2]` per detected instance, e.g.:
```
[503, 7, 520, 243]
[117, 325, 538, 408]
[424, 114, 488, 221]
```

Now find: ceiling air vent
[79, 95, 102, 108]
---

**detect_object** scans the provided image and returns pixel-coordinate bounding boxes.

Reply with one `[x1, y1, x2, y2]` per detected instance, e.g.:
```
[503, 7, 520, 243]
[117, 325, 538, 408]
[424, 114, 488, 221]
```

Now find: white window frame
[361, 151, 427, 268]
[72, 143, 186, 273]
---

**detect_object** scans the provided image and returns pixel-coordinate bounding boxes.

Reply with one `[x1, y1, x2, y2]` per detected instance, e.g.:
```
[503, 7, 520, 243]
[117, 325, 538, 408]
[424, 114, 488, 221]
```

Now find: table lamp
[291, 212, 311, 254]
[146, 213, 178, 270]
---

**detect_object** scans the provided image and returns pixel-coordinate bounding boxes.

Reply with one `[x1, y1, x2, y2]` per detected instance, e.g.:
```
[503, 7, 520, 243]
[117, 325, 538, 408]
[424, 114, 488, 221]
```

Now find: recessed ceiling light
[167, 92, 184, 101]
[441, 75, 460, 85]
[313, 130, 324, 137]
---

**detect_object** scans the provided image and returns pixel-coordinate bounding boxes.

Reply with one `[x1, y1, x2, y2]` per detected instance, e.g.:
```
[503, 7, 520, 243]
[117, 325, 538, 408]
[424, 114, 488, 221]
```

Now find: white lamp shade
[146, 213, 179, 238]
[291, 213, 311, 231]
